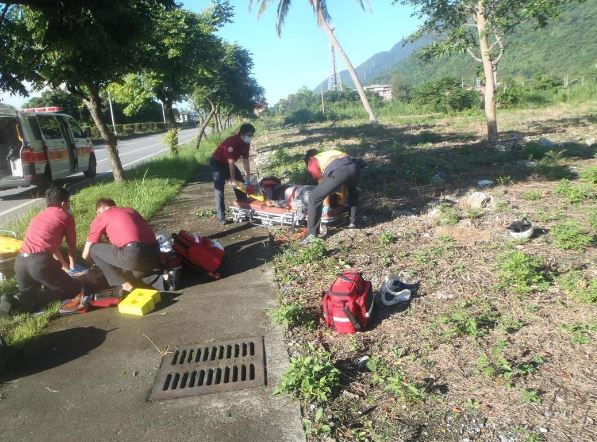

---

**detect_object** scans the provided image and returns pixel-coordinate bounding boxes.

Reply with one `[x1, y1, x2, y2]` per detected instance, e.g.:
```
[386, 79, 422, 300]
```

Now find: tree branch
[491, 33, 505, 66]
[466, 47, 482, 63]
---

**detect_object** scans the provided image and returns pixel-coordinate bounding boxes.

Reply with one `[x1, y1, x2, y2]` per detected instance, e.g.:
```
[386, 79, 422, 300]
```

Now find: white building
[364, 84, 392, 101]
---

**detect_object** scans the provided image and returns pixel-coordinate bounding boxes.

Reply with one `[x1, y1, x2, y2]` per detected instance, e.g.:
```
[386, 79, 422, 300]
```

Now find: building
[364, 84, 392, 101]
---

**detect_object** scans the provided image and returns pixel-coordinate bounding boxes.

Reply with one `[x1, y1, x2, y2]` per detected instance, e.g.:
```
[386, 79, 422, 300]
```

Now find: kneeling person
[82, 199, 160, 294]
[10, 186, 82, 313]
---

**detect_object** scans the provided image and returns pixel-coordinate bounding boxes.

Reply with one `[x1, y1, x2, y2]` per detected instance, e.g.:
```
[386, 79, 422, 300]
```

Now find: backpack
[322, 271, 374, 334]
[172, 230, 225, 279]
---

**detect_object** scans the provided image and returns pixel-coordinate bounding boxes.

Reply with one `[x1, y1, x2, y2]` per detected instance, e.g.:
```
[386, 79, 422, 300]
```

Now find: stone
[477, 179, 494, 188]
[466, 192, 492, 209]
[494, 144, 507, 152]
[515, 160, 537, 168]
[586, 138, 596, 146]
[538, 137, 556, 147]
[431, 173, 446, 185]
[392, 209, 416, 219]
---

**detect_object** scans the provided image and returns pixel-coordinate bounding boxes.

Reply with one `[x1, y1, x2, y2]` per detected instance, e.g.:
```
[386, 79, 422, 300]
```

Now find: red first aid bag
[322, 271, 374, 334]
[172, 230, 224, 276]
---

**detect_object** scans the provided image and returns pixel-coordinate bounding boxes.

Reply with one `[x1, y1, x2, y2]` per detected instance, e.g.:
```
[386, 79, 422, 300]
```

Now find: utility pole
[328, 26, 342, 92]
[320, 83, 325, 114]
[108, 91, 117, 136]
[161, 102, 167, 124]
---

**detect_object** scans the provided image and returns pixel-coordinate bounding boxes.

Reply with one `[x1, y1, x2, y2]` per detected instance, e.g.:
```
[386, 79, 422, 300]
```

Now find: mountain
[316, 1, 596, 91]
[315, 37, 430, 91]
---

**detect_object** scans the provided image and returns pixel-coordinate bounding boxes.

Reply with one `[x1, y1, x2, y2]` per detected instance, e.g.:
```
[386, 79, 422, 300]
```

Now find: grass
[441, 299, 501, 338]
[496, 251, 549, 294]
[268, 301, 315, 330]
[0, 129, 227, 372]
[550, 221, 594, 250]
[556, 270, 597, 304]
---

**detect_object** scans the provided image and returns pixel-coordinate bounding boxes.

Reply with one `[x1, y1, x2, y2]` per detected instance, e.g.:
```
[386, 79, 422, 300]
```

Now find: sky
[0, 1, 421, 108]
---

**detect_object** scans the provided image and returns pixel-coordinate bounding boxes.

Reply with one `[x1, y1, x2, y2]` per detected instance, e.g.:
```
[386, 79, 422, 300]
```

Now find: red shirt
[87, 207, 156, 248]
[307, 157, 323, 182]
[212, 134, 250, 163]
[21, 206, 76, 256]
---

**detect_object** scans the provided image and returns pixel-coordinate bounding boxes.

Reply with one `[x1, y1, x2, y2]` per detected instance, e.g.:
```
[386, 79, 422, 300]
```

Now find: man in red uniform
[7, 187, 82, 314]
[82, 198, 160, 293]
[209, 123, 255, 224]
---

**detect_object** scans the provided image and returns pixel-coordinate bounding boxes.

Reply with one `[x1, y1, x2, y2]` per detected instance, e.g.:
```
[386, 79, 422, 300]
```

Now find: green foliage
[551, 221, 593, 250]
[496, 251, 549, 294]
[441, 300, 501, 337]
[556, 270, 597, 304]
[163, 128, 180, 154]
[367, 356, 426, 403]
[521, 388, 543, 404]
[521, 190, 542, 201]
[379, 231, 397, 246]
[280, 239, 328, 266]
[589, 209, 597, 230]
[194, 208, 217, 218]
[579, 166, 597, 184]
[560, 323, 596, 345]
[554, 179, 595, 203]
[283, 108, 326, 125]
[535, 150, 572, 180]
[0, 277, 18, 297]
[436, 203, 460, 226]
[303, 407, 332, 437]
[275, 344, 341, 403]
[411, 77, 479, 113]
[268, 302, 315, 330]
[476, 340, 544, 386]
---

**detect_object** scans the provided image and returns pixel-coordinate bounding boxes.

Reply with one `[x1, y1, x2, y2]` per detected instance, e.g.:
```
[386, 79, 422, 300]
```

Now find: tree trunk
[475, 1, 498, 143]
[317, 9, 377, 123]
[195, 101, 215, 149]
[162, 98, 177, 129]
[83, 83, 125, 182]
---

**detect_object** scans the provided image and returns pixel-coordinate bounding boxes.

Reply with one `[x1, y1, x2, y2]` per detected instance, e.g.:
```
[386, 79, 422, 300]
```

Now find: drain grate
[149, 336, 266, 401]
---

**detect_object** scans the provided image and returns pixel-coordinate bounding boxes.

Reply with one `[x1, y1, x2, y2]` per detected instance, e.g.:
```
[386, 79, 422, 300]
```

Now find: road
[0, 127, 199, 228]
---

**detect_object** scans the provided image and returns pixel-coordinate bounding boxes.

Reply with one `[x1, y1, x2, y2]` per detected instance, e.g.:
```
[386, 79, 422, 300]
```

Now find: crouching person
[302, 149, 361, 243]
[82, 198, 160, 295]
[7, 187, 83, 314]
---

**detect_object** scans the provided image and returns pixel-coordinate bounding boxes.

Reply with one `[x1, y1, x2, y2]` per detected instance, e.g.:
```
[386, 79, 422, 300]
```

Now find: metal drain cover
[149, 336, 266, 401]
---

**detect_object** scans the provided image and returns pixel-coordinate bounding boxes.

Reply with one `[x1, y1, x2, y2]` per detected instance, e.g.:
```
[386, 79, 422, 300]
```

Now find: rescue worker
[4, 186, 83, 315]
[302, 149, 361, 243]
[209, 123, 255, 225]
[82, 198, 160, 294]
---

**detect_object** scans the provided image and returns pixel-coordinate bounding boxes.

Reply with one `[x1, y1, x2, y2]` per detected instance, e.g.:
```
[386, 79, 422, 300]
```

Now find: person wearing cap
[302, 149, 361, 243]
[82, 198, 160, 294]
[209, 123, 255, 225]
[2, 186, 84, 315]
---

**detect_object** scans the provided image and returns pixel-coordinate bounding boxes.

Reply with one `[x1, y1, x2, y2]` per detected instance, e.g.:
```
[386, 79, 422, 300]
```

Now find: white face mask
[242, 135, 253, 144]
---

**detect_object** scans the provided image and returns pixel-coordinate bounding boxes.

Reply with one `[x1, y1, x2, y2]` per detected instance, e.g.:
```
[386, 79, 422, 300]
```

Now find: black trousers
[90, 242, 161, 288]
[307, 162, 360, 235]
[210, 157, 245, 221]
[14, 253, 82, 312]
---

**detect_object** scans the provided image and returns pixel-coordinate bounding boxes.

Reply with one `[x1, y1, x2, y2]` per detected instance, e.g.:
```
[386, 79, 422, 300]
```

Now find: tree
[251, 0, 377, 123]
[22, 88, 86, 120]
[397, 0, 583, 143]
[3, 0, 174, 181]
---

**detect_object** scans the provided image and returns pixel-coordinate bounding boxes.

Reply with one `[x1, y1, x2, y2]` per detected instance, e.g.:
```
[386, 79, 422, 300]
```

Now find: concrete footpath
[0, 171, 305, 442]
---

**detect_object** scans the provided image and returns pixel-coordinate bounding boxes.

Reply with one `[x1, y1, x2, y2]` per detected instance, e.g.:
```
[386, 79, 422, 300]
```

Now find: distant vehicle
[0, 104, 96, 191]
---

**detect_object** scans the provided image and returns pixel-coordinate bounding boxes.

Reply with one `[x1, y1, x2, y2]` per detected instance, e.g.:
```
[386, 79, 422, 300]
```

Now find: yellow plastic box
[118, 288, 160, 316]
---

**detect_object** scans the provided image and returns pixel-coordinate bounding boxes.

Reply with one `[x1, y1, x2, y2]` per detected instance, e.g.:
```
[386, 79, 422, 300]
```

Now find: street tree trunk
[195, 100, 215, 149]
[475, 1, 498, 143]
[83, 83, 125, 182]
[317, 8, 377, 123]
[162, 98, 177, 129]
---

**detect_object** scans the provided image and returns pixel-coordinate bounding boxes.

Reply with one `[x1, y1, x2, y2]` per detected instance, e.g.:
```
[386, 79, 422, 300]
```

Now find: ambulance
[0, 104, 96, 191]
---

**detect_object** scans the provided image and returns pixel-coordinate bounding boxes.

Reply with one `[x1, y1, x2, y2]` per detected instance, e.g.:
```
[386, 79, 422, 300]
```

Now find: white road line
[0, 197, 43, 217]
[97, 133, 197, 163]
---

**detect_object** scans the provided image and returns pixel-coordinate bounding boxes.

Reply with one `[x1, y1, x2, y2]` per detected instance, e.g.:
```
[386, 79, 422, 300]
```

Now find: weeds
[557, 270, 597, 303]
[551, 221, 594, 250]
[275, 344, 341, 403]
[441, 300, 501, 338]
[559, 323, 596, 344]
[367, 356, 426, 403]
[496, 251, 549, 294]
[535, 150, 572, 180]
[522, 190, 542, 201]
[280, 239, 328, 266]
[554, 179, 594, 204]
[194, 209, 216, 218]
[521, 388, 543, 404]
[477, 340, 544, 386]
[579, 165, 597, 184]
[378, 231, 397, 246]
[303, 407, 332, 437]
[436, 203, 460, 226]
[268, 302, 315, 330]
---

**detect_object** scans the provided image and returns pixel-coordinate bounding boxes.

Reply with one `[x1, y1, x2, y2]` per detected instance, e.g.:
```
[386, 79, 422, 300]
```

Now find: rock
[515, 160, 537, 168]
[494, 144, 507, 152]
[477, 179, 494, 188]
[538, 137, 556, 147]
[539, 428, 548, 433]
[431, 173, 446, 185]
[427, 207, 441, 219]
[426, 200, 442, 208]
[357, 356, 370, 370]
[392, 209, 416, 219]
[586, 138, 596, 146]
[466, 192, 492, 209]
[435, 291, 454, 300]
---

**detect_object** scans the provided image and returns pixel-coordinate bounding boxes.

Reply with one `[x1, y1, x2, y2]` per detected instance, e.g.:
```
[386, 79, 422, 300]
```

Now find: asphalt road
[0, 127, 199, 228]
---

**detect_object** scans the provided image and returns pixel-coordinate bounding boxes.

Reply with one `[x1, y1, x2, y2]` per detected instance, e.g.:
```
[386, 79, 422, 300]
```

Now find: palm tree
[252, 0, 377, 123]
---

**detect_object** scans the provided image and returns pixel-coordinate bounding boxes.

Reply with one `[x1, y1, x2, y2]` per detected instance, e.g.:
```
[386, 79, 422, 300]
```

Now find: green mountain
[323, 1, 597, 90]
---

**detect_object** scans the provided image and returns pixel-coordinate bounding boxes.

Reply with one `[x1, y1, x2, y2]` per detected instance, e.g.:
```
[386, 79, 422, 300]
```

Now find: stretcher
[229, 181, 350, 233]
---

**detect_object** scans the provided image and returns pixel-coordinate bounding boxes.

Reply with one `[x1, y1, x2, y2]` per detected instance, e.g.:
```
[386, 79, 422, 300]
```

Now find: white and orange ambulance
[0, 103, 96, 191]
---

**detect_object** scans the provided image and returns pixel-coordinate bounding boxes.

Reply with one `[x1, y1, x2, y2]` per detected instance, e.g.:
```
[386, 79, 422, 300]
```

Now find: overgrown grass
[496, 251, 550, 294]
[551, 221, 594, 250]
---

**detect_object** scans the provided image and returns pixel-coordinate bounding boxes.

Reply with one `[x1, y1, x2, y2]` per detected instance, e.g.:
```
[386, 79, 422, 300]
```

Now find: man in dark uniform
[209, 123, 255, 224]
[82, 198, 160, 294]
[2, 186, 83, 315]
[302, 149, 361, 243]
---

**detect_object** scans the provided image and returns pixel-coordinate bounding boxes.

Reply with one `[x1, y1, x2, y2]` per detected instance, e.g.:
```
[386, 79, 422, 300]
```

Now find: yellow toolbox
[117, 288, 161, 316]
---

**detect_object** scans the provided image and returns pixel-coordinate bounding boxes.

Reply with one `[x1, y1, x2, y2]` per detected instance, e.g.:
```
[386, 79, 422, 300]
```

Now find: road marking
[97, 133, 197, 163]
[0, 197, 43, 218]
